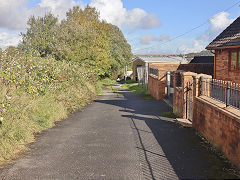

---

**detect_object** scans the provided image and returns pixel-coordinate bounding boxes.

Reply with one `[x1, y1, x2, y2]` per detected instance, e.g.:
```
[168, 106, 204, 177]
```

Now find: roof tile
[206, 16, 240, 49]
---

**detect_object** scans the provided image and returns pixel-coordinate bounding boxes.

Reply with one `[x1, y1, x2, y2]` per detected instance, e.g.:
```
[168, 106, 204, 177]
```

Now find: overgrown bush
[0, 4, 132, 165]
[0, 48, 97, 163]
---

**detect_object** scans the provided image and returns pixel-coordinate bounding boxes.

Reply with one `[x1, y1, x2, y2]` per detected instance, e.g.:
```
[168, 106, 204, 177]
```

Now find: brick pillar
[192, 75, 200, 126]
[173, 70, 184, 117]
[203, 75, 212, 97]
[192, 75, 202, 98]
[192, 74, 212, 125]
[181, 72, 197, 119]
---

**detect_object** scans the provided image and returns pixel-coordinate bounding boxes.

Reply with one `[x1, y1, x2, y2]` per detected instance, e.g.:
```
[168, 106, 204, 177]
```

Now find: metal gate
[137, 66, 145, 87]
[186, 81, 193, 121]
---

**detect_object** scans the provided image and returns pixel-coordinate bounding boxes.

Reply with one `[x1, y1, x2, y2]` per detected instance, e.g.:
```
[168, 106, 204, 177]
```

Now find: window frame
[229, 48, 240, 71]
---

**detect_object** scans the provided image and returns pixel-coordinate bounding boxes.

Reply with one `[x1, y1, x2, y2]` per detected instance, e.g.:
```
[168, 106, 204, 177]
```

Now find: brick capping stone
[149, 74, 159, 80]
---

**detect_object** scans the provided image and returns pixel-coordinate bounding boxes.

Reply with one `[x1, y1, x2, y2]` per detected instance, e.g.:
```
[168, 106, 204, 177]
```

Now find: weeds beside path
[121, 80, 154, 100]
[0, 75, 115, 167]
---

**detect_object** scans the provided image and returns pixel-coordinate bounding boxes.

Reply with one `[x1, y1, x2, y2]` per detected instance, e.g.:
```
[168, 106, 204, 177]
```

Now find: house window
[229, 50, 240, 70]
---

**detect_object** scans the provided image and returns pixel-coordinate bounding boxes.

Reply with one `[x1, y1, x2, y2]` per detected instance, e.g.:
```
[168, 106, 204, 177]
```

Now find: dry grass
[0, 74, 98, 166]
[0, 82, 97, 165]
[0, 49, 116, 166]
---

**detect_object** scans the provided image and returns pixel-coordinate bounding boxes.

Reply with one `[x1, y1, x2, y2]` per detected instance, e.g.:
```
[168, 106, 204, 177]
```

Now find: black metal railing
[150, 68, 159, 77]
[200, 77, 240, 109]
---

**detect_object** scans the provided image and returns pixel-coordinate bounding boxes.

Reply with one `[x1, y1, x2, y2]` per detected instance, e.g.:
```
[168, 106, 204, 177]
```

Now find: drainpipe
[211, 50, 216, 79]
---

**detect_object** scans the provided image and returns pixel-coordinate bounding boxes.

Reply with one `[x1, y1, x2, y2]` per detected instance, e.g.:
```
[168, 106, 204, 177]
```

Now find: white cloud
[90, 0, 161, 31]
[0, 0, 84, 48]
[178, 12, 234, 54]
[209, 12, 233, 33]
[0, 31, 21, 49]
[0, 0, 84, 30]
[38, 0, 84, 20]
[178, 40, 204, 54]
[0, 0, 29, 30]
[139, 34, 169, 45]
[200, 12, 234, 42]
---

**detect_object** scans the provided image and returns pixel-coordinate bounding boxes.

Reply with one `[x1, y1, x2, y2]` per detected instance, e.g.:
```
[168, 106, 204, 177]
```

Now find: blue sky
[0, 0, 240, 54]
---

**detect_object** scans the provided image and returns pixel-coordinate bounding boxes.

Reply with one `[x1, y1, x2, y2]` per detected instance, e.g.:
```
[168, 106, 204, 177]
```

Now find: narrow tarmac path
[0, 84, 237, 179]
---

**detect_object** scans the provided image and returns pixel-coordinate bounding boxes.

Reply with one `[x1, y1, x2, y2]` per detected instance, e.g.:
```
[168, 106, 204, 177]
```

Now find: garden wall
[193, 96, 240, 169]
[173, 87, 183, 117]
[148, 63, 181, 100]
[148, 75, 166, 100]
[147, 63, 213, 100]
[175, 73, 240, 169]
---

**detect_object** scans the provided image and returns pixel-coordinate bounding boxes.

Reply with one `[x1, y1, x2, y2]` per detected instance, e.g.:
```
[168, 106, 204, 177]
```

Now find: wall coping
[196, 96, 240, 124]
[150, 62, 186, 65]
[175, 87, 183, 91]
[188, 63, 214, 65]
[149, 74, 159, 79]
[182, 72, 197, 76]
[193, 74, 212, 79]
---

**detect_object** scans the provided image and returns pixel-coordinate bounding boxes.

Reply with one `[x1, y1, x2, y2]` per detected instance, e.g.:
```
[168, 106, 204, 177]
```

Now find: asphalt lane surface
[0, 84, 237, 179]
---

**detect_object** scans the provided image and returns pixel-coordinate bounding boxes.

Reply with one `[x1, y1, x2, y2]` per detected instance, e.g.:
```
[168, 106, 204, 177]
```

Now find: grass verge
[0, 51, 100, 166]
[0, 81, 97, 166]
[121, 81, 154, 100]
[96, 78, 116, 95]
[160, 111, 178, 119]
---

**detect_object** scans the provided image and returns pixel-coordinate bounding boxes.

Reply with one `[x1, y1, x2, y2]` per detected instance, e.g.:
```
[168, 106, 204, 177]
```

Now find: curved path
[0, 84, 237, 179]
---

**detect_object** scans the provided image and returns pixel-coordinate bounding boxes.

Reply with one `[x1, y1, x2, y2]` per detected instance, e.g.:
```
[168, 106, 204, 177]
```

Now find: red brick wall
[173, 87, 184, 117]
[149, 63, 180, 80]
[147, 63, 213, 100]
[215, 49, 240, 83]
[148, 63, 180, 100]
[148, 75, 166, 100]
[193, 97, 240, 168]
[148, 63, 213, 78]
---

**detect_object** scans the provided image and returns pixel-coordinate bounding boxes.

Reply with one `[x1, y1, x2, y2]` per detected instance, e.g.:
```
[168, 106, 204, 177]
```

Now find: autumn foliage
[0, 6, 132, 164]
[20, 6, 132, 77]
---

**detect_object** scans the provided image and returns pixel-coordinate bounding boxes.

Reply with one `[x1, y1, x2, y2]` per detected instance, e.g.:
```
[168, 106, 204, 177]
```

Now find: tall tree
[19, 6, 132, 78]
[53, 6, 115, 76]
[20, 13, 58, 57]
[107, 24, 132, 71]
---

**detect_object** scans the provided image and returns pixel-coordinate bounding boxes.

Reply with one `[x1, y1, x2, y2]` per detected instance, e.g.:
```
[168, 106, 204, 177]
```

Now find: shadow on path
[95, 89, 238, 179]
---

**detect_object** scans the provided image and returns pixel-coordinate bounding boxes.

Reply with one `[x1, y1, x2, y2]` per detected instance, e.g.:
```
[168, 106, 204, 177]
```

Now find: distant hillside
[133, 50, 214, 62]
[185, 50, 214, 62]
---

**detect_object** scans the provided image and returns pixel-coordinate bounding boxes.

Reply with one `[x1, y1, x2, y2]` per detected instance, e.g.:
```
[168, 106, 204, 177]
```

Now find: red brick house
[206, 16, 240, 83]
